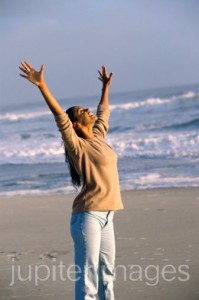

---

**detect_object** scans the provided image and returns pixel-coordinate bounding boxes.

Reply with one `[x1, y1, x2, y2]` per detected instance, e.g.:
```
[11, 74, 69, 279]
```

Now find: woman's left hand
[98, 65, 113, 88]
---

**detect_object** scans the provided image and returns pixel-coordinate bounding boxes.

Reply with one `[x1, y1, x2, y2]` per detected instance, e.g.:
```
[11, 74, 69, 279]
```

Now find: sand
[0, 188, 199, 300]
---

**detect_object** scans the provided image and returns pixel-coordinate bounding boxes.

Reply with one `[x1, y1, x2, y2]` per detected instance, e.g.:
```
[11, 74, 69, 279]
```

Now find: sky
[0, 0, 199, 106]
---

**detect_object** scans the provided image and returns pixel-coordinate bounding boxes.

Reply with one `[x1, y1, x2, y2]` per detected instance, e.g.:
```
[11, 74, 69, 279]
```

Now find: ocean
[0, 83, 199, 197]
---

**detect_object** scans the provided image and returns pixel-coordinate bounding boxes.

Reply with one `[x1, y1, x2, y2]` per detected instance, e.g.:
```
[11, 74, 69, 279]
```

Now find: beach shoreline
[0, 187, 199, 300]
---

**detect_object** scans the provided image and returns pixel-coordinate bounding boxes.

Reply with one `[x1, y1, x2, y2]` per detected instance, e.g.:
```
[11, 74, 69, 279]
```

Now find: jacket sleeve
[54, 112, 83, 156]
[93, 105, 110, 139]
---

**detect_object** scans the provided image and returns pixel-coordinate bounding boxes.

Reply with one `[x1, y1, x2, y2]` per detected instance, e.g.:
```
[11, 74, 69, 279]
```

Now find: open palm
[98, 65, 113, 87]
[19, 61, 44, 87]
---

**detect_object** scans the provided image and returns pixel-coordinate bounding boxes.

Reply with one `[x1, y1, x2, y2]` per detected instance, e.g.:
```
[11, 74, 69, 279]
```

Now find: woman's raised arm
[19, 61, 64, 116]
[98, 65, 113, 108]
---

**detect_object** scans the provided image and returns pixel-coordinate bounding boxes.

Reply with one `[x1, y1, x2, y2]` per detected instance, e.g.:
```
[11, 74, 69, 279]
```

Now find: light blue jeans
[70, 210, 115, 300]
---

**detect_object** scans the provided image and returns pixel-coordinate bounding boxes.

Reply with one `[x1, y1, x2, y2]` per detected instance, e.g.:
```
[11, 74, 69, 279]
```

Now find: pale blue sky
[0, 0, 199, 105]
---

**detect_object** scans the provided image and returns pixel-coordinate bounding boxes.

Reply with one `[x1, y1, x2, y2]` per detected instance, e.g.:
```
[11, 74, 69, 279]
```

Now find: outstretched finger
[102, 65, 108, 77]
[21, 61, 30, 71]
[19, 74, 28, 79]
[25, 61, 33, 70]
[98, 70, 103, 77]
[98, 77, 103, 82]
[19, 66, 28, 74]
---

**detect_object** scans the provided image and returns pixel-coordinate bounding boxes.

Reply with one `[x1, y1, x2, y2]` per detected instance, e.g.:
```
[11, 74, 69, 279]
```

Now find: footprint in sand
[7, 251, 22, 261]
[39, 251, 58, 260]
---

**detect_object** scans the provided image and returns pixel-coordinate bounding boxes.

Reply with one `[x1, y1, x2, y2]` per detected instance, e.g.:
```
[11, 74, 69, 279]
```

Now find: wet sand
[0, 188, 199, 300]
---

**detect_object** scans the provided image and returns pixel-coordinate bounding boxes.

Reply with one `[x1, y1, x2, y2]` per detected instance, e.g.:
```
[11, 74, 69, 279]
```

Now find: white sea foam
[0, 111, 51, 121]
[0, 186, 75, 197]
[0, 143, 64, 164]
[109, 97, 170, 111]
[109, 90, 198, 111]
[107, 131, 199, 158]
[1, 131, 199, 165]
[1, 90, 197, 123]
[0, 99, 166, 121]
[134, 173, 199, 189]
[182, 91, 198, 99]
[171, 91, 198, 101]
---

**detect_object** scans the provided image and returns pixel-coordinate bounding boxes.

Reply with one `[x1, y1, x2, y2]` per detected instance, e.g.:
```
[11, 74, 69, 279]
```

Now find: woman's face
[74, 106, 97, 126]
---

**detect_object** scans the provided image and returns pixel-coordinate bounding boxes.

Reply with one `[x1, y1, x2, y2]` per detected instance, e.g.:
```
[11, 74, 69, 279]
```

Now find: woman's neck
[77, 125, 95, 140]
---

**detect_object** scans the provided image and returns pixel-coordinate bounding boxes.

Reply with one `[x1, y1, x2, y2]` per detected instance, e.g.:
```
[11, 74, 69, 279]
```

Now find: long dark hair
[64, 107, 81, 189]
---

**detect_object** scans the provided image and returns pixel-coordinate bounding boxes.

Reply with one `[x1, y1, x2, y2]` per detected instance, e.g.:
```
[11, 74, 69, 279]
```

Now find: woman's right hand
[19, 61, 45, 87]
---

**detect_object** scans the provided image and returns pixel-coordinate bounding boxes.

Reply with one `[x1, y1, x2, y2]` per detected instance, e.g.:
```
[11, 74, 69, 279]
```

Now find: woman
[19, 61, 124, 300]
